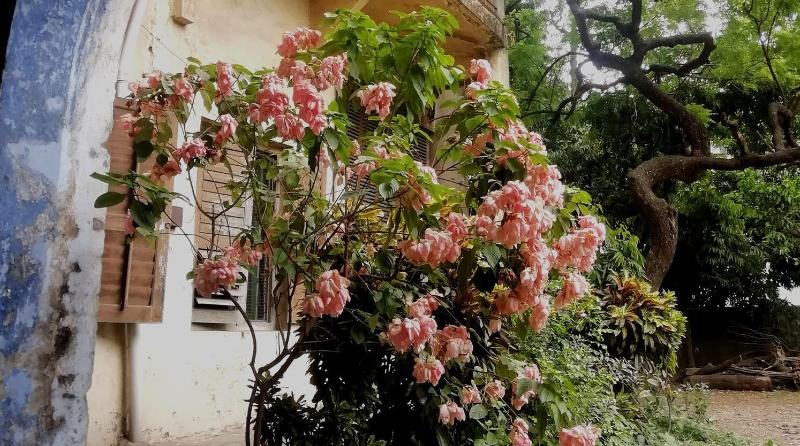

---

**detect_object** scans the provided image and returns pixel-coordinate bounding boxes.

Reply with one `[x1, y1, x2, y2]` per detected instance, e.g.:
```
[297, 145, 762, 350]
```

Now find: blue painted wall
[0, 0, 107, 443]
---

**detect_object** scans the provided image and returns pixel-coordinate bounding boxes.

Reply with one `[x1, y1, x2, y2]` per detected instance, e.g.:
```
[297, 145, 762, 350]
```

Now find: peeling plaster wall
[0, 1, 133, 445]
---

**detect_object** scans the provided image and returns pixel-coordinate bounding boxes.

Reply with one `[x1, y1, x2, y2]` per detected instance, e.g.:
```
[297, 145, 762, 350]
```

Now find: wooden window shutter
[97, 98, 169, 323]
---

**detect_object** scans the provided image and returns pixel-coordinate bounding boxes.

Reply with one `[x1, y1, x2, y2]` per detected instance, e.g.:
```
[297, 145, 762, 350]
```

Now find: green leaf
[469, 404, 489, 420]
[94, 191, 126, 208]
[134, 140, 155, 161]
[481, 243, 502, 269]
[378, 179, 400, 199]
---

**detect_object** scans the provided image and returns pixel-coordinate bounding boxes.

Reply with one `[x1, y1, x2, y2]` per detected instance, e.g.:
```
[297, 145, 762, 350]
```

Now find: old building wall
[0, 1, 134, 444]
[87, 1, 315, 444]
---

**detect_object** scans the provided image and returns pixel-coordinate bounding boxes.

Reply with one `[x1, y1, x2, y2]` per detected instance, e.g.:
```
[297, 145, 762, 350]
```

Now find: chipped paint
[0, 0, 133, 444]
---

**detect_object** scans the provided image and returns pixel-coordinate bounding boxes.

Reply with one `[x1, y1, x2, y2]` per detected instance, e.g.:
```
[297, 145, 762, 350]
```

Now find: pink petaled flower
[128, 81, 142, 95]
[509, 418, 533, 446]
[445, 213, 469, 241]
[408, 294, 439, 319]
[413, 356, 445, 386]
[309, 114, 328, 135]
[215, 61, 234, 103]
[387, 317, 421, 353]
[579, 215, 606, 242]
[118, 113, 141, 137]
[315, 54, 347, 90]
[438, 402, 466, 425]
[149, 159, 182, 184]
[224, 240, 263, 267]
[494, 289, 526, 315]
[289, 61, 315, 84]
[304, 269, 351, 318]
[172, 76, 194, 102]
[215, 114, 238, 145]
[123, 212, 136, 236]
[525, 164, 564, 207]
[358, 82, 396, 120]
[484, 380, 506, 401]
[254, 81, 289, 122]
[193, 257, 239, 298]
[276, 57, 296, 78]
[293, 81, 324, 124]
[431, 325, 473, 365]
[515, 264, 547, 307]
[352, 161, 376, 180]
[461, 386, 482, 405]
[146, 70, 162, 89]
[511, 364, 542, 410]
[559, 425, 601, 446]
[398, 228, 460, 268]
[554, 272, 590, 310]
[173, 138, 208, 164]
[469, 59, 492, 85]
[293, 27, 322, 50]
[553, 217, 605, 273]
[528, 298, 550, 333]
[277, 31, 299, 58]
[275, 113, 306, 140]
[488, 318, 502, 333]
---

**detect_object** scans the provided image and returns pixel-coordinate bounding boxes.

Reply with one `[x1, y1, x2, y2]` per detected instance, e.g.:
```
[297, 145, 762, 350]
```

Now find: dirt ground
[708, 390, 800, 446]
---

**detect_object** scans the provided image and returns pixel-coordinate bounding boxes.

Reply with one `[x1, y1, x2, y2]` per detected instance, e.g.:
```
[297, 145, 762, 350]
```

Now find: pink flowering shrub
[94, 8, 612, 445]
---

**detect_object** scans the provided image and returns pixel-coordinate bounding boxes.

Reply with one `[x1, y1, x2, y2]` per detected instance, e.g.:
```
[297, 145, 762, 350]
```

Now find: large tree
[558, 0, 800, 288]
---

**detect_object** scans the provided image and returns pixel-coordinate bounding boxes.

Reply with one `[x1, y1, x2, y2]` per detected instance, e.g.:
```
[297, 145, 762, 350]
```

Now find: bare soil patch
[708, 390, 800, 445]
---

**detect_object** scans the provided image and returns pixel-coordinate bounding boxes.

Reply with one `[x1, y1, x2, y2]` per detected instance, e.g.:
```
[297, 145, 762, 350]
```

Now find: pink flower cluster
[511, 364, 542, 410]
[358, 82, 396, 119]
[277, 27, 321, 58]
[386, 295, 438, 353]
[149, 159, 181, 184]
[172, 76, 194, 102]
[303, 270, 351, 318]
[525, 164, 565, 207]
[215, 61, 234, 103]
[173, 138, 208, 164]
[398, 229, 460, 268]
[445, 213, 469, 241]
[438, 402, 466, 425]
[509, 418, 533, 446]
[250, 74, 289, 124]
[466, 58, 492, 98]
[194, 257, 239, 297]
[413, 356, 445, 386]
[118, 113, 141, 137]
[527, 298, 551, 332]
[386, 315, 437, 353]
[476, 181, 555, 248]
[484, 380, 506, 401]
[431, 325, 473, 365]
[461, 385, 482, 405]
[553, 216, 606, 272]
[224, 241, 263, 267]
[559, 424, 601, 446]
[554, 272, 590, 310]
[214, 114, 238, 145]
[315, 54, 347, 90]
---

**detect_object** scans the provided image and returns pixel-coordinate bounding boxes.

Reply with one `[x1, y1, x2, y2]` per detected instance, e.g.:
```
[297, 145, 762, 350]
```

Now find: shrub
[594, 276, 687, 371]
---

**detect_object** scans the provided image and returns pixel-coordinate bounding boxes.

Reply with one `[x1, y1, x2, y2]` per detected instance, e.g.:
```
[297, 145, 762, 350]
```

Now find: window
[245, 162, 277, 323]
